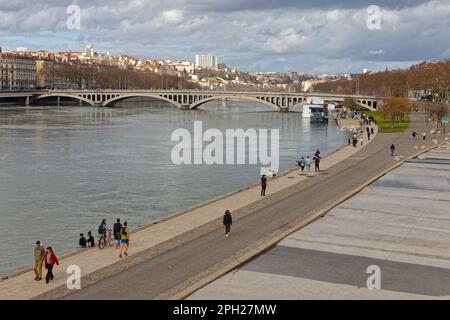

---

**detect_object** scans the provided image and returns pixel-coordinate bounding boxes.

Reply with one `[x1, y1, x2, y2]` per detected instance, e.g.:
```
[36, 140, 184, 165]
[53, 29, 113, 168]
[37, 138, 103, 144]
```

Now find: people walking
[300, 157, 306, 172]
[360, 136, 364, 146]
[367, 131, 371, 141]
[306, 156, 311, 171]
[119, 222, 130, 258]
[261, 174, 267, 196]
[78, 233, 87, 248]
[390, 144, 396, 156]
[113, 218, 122, 249]
[412, 131, 417, 140]
[422, 131, 427, 140]
[313, 155, 320, 172]
[33, 241, 45, 281]
[43, 247, 59, 284]
[370, 127, 374, 135]
[223, 210, 233, 237]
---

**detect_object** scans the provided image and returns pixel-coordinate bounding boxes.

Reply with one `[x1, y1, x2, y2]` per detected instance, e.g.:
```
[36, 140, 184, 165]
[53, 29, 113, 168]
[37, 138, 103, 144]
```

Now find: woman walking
[43, 247, 59, 284]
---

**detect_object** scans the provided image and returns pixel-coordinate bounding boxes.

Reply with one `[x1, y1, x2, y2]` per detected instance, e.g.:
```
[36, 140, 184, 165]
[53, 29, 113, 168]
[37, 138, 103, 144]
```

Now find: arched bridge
[35, 90, 382, 111]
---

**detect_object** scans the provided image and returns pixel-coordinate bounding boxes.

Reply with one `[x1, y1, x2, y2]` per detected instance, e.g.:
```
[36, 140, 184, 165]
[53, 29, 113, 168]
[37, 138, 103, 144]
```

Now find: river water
[0, 99, 349, 275]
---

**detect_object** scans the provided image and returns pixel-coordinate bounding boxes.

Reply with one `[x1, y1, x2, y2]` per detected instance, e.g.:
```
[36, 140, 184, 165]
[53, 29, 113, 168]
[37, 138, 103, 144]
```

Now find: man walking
[113, 218, 122, 249]
[299, 157, 306, 172]
[33, 241, 45, 281]
[223, 210, 232, 237]
[119, 221, 130, 258]
[313, 155, 320, 172]
[261, 175, 267, 196]
[390, 144, 396, 156]
[422, 131, 427, 141]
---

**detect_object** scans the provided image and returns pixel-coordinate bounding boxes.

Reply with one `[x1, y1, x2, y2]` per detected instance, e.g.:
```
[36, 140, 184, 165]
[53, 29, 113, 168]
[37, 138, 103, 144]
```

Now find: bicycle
[98, 229, 115, 250]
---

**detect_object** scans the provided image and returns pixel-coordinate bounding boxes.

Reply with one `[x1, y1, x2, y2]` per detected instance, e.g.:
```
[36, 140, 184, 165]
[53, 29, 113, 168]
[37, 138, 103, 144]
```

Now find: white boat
[301, 97, 324, 118]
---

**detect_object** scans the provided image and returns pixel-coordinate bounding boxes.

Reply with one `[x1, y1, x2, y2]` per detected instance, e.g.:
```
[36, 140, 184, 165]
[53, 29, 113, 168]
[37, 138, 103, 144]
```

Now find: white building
[84, 44, 94, 58]
[195, 54, 218, 70]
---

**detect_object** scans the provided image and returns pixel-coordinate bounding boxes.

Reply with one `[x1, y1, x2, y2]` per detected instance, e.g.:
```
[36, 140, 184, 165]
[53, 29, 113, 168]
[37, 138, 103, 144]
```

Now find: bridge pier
[279, 107, 290, 113]
[180, 104, 191, 110]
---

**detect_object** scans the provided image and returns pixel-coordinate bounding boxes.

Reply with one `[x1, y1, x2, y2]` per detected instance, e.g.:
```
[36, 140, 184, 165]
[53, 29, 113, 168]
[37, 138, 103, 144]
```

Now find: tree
[380, 97, 412, 127]
[343, 97, 359, 110]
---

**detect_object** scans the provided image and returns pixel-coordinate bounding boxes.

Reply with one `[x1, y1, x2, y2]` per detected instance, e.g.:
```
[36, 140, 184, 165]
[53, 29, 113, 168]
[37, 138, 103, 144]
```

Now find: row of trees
[313, 60, 450, 102]
[41, 62, 200, 90]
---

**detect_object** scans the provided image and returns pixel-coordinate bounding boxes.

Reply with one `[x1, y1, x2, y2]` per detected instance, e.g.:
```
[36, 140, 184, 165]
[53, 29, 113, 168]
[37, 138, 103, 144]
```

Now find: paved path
[0, 120, 375, 300]
[190, 143, 450, 299]
[58, 112, 440, 300]
[1, 112, 442, 300]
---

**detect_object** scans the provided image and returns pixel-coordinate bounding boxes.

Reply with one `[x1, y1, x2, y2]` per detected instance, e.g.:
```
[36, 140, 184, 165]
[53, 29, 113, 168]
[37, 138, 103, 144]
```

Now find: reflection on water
[0, 100, 349, 275]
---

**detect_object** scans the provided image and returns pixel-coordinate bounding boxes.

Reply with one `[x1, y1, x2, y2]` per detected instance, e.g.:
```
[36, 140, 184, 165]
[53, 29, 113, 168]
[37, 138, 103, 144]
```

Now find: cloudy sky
[1, 0, 449, 73]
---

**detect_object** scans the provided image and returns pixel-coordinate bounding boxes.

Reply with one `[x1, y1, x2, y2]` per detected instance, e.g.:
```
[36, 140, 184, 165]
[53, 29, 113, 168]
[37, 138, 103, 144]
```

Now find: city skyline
[1, 0, 449, 73]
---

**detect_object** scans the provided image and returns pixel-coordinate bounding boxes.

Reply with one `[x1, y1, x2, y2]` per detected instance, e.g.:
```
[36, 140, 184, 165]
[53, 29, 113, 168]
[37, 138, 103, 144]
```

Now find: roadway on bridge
[60, 113, 429, 300]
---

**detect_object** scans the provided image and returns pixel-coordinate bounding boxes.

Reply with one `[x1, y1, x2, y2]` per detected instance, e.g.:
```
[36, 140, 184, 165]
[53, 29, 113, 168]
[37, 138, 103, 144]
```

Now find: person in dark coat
[390, 144, 396, 156]
[223, 210, 233, 237]
[313, 156, 320, 172]
[261, 175, 267, 196]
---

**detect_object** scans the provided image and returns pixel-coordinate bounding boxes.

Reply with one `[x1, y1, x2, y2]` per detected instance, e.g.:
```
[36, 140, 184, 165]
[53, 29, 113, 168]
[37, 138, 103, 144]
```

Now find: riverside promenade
[189, 142, 450, 299]
[0, 124, 377, 300]
[0, 111, 442, 300]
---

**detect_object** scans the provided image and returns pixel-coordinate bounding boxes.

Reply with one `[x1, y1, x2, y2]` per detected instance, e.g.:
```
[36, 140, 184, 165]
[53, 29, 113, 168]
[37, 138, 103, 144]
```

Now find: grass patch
[365, 111, 410, 133]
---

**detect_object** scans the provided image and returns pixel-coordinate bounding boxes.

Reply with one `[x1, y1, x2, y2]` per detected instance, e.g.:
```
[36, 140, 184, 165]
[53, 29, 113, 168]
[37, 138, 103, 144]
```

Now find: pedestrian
[315, 149, 321, 159]
[261, 174, 267, 196]
[390, 144, 395, 156]
[223, 210, 232, 237]
[87, 231, 95, 247]
[412, 131, 417, 140]
[367, 131, 371, 141]
[360, 136, 364, 146]
[113, 218, 122, 249]
[370, 127, 374, 135]
[348, 138, 351, 145]
[33, 240, 45, 281]
[306, 156, 311, 171]
[422, 131, 427, 140]
[78, 233, 87, 248]
[300, 157, 306, 172]
[313, 155, 320, 172]
[352, 137, 357, 147]
[43, 247, 59, 284]
[119, 221, 130, 258]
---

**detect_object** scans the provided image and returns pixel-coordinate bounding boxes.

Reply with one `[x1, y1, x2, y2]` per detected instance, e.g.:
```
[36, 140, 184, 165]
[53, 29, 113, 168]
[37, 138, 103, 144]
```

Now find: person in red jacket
[43, 247, 59, 284]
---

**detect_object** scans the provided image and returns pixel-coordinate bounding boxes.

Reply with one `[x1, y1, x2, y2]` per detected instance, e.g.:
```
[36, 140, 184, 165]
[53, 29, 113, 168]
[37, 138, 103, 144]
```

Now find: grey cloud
[0, 0, 448, 73]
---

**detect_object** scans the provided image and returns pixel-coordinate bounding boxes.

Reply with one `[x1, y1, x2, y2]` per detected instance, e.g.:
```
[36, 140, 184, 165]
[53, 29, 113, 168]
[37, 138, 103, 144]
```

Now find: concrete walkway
[0, 124, 376, 299]
[189, 142, 450, 299]
[60, 112, 442, 300]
